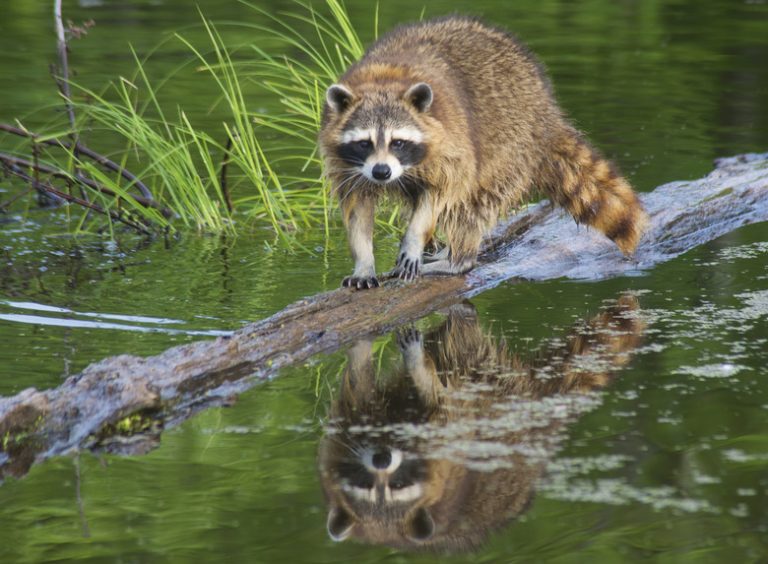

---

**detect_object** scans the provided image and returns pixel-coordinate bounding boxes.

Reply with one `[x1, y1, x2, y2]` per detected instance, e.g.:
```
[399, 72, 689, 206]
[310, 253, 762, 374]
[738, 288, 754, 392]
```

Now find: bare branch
[53, 0, 78, 144]
[2, 158, 153, 235]
[0, 124, 155, 201]
[0, 151, 168, 217]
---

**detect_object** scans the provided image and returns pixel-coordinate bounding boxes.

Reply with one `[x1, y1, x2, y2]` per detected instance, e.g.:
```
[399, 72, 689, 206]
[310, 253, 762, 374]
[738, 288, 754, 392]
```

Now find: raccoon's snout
[372, 163, 392, 181]
[363, 158, 402, 184]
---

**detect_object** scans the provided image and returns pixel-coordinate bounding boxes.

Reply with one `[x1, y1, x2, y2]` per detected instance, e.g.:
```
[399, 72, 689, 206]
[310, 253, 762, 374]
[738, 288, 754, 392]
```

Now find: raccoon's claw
[342, 275, 380, 290]
[391, 253, 421, 282]
[396, 326, 422, 350]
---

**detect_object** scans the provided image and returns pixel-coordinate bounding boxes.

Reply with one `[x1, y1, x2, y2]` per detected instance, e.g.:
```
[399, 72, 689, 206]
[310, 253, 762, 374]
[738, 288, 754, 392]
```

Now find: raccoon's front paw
[391, 252, 421, 282]
[342, 275, 380, 290]
[396, 326, 422, 351]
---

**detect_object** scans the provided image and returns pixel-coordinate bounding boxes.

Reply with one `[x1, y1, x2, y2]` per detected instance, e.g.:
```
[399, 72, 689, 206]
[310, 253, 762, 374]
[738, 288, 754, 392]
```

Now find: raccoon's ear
[327, 506, 355, 542]
[404, 82, 433, 113]
[326, 84, 354, 113]
[405, 506, 435, 542]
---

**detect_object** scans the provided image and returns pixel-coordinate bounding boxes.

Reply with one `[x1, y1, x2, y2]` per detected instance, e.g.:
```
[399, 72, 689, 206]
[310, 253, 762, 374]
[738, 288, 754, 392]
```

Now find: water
[1, 0, 768, 561]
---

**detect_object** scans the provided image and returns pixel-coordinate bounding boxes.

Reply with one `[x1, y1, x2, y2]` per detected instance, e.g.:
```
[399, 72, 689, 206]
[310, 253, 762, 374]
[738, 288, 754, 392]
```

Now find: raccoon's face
[324, 82, 432, 185]
[332, 446, 427, 507]
[323, 441, 438, 544]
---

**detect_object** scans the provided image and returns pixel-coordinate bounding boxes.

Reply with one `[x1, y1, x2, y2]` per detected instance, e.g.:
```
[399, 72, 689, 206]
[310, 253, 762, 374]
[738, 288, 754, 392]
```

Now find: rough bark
[1, 152, 767, 479]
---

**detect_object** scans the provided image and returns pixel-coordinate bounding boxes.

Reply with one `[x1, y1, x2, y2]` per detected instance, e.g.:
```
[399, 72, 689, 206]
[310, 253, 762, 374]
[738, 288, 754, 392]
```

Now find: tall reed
[3, 1, 381, 240]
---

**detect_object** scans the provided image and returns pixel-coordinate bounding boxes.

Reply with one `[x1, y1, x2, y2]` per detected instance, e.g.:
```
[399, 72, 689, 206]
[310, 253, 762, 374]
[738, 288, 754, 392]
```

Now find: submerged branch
[0, 123, 156, 202]
[0, 150, 169, 219]
[1, 157, 153, 235]
[0, 152, 767, 479]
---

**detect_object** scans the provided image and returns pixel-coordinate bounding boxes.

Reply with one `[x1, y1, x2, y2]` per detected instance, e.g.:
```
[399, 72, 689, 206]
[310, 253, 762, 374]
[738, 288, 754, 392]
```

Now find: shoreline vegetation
[0, 0, 372, 241]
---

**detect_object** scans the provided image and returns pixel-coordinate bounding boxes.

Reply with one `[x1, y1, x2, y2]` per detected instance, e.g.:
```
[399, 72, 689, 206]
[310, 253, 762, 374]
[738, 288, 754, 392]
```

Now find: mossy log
[1, 152, 767, 479]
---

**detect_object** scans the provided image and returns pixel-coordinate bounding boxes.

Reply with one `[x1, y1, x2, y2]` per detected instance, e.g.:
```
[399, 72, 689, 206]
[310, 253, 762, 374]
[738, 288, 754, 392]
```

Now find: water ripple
[0, 300, 231, 337]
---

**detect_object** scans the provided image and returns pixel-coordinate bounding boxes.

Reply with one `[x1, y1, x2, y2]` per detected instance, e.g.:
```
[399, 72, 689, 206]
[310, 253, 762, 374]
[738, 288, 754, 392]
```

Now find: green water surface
[1, 0, 768, 562]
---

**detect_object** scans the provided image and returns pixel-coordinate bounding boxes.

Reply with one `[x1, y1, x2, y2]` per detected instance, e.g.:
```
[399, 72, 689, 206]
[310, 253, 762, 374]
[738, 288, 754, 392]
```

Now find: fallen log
[1, 152, 767, 479]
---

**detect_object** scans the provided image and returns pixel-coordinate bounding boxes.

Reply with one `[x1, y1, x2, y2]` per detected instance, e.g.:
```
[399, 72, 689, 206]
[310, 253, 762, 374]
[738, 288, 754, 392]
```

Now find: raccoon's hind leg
[422, 244, 449, 264]
[421, 212, 483, 276]
[543, 131, 649, 255]
[420, 256, 475, 276]
[341, 192, 379, 290]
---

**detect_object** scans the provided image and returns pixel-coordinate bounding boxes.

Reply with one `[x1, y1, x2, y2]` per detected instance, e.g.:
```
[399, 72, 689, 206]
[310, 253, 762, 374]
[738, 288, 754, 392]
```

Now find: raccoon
[319, 16, 649, 289]
[319, 296, 645, 552]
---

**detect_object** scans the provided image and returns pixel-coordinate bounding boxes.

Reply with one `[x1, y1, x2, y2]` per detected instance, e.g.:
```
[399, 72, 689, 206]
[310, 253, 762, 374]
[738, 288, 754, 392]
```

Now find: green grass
[73, 69, 233, 233]
[2, 0, 377, 241]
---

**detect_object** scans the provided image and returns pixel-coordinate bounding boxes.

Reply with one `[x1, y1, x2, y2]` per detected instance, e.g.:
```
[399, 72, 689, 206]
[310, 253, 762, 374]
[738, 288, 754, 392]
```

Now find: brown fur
[319, 296, 645, 552]
[319, 16, 648, 283]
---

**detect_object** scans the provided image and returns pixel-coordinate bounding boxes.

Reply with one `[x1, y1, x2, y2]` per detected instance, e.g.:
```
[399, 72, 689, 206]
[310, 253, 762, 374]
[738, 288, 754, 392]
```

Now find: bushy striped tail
[542, 131, 649, 255]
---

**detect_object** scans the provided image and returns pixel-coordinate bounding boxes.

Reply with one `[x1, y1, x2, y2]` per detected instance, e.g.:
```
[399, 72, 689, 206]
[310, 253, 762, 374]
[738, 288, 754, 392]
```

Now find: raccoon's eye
[356, 140, 372, 150]
[391, 139, 406, 149]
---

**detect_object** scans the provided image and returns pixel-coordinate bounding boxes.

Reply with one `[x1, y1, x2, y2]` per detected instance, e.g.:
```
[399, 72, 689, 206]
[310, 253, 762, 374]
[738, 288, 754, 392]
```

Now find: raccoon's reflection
[319, 295, 645, 553]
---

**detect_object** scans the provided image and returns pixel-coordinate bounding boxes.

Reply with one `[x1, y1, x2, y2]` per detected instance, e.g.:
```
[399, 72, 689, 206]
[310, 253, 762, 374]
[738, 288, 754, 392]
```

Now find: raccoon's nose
[371, 450, 392, 470]
[372, 163, 392, 181]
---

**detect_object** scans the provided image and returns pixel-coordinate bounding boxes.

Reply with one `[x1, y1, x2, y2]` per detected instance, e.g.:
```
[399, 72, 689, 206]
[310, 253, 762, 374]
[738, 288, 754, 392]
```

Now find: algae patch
[94, 408, 163, 444]
[701, 186, 734, 203]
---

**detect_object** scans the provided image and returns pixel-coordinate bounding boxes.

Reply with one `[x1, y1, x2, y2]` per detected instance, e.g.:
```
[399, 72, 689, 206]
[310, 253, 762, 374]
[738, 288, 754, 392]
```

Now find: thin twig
[53, 0, 93, 205]
[53, 0, 78, 149]
[0, 123, 154, 201]
[219, 134, 234, 213]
